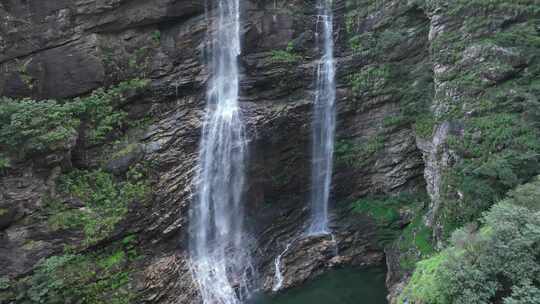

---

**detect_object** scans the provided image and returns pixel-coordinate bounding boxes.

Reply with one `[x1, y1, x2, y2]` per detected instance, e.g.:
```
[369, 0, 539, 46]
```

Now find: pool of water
[249, 267, 388, 304]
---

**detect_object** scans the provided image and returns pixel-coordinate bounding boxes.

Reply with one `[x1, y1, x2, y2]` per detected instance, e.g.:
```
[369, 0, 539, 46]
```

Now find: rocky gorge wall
[1, 0, 539, 303]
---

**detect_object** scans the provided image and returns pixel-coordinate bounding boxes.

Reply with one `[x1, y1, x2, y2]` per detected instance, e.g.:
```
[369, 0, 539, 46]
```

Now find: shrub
[352, 193, 429, 250]
[400, 177, 540, 304]
[270, 42, 302, 63]
[48, 168, 150, 246]
[0, 79, 149, 156]
[17, 237, 138, 304]
[0, 98, 80, 154]
[334, 135, 385, 167]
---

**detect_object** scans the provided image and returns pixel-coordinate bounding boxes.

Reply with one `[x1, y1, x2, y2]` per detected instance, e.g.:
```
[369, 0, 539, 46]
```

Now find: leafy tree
[401, 177, 540, 304]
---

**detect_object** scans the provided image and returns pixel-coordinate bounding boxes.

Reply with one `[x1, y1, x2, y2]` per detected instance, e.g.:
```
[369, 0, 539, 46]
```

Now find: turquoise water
[250, 267, 388, 304]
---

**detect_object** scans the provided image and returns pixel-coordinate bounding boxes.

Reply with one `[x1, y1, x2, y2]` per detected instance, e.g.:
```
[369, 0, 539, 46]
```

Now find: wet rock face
[0, 0, 430, 303]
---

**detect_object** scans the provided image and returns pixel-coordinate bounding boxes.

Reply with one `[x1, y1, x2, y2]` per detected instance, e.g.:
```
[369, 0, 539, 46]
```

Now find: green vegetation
[47, 167, 150, 246]
[335, 135, 385, 168]
[110, 143, 140, 160]
[352, 193, 431, 255]
[350, 65, 393, 97]
[413, 114, 436, 138]
[0, 154, 11, 172]
[151, 30, 161, 44]
[400, 177, 540, 304]
[270, 42, 302, 63]
[398, 215, 436, 270]
[13, 236, 139, 304]
[439, 95, 540, 238]
[424, 0, 540, 17]
[0, 79, 148, 157]
[0, 277, 9, 290]
[16, 59, 37, 89]
[426, 0, 540, 238]
[352, 193, 425, 225]
[0, 98, 81, 154]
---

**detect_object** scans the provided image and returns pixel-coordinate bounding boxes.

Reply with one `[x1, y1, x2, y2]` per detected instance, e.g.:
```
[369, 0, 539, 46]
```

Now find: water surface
[252, 267, 388, 304]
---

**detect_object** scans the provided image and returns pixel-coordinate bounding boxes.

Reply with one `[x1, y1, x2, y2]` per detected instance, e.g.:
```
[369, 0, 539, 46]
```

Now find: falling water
[272, 0, 336, 291]
[308, 0, 336, 235]
[272, 242, 294, 292]
[189, 1, 254, 304]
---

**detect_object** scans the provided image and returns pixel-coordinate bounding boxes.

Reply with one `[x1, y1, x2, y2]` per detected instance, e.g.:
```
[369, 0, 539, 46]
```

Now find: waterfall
[272, 0, 337, 292]
[272, 242, 293, 292]
[308, 0, 336, 235]
[189, 1, 254, 304]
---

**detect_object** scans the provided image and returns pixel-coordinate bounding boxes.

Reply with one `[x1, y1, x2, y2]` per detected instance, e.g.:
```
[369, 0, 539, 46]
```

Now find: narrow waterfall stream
[189, 1, 254, 303]
[308, 0, 336, 235]
[273, 0, 337, 292]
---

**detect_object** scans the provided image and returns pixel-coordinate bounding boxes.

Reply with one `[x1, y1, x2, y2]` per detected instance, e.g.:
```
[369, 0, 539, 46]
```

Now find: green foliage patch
[400, 177, 540, 304]
[334, 135, 385, 168]
[398, 215, 436, 270]
[350, 64, 393, 97]
[47, 167, 150, 246]
[14, 235, 140, 304]
[270, 42, 302, 63]
[352, 192, 430, 250]
[0, 79, 149, 157]
[440, 111, 540, 238]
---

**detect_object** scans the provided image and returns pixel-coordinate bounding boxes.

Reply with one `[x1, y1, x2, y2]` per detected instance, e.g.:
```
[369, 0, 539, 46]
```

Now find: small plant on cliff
[349, 64, 393, 96]
[270, 42, 302, 63]
[334, 135, 385, 168]
[151, 30, 161, 44]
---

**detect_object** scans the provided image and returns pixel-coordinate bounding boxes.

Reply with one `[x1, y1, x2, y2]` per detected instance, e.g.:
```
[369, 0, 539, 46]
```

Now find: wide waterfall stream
[189, 0, 254, 303]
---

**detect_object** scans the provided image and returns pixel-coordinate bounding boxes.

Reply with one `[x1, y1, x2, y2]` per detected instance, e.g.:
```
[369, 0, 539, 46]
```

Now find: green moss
[382, 115, 408, 128]
[352, 193, 428, 248]
[111, 143, 139, 160]
[353, 197, 401, 224]
[414, 114, 436, 138]
[398, 215, 436, 270]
